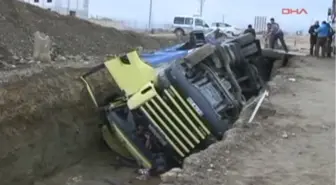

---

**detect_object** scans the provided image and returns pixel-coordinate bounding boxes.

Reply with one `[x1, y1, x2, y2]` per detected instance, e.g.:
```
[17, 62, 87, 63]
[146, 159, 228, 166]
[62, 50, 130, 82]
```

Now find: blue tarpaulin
[140, 44, 190, 66]
[139, 32, 222, 66]
[140, 50, 188, 66]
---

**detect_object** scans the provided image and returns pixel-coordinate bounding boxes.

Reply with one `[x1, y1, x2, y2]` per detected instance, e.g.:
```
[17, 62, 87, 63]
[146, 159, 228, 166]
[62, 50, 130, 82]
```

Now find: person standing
[244, 24, 256, 38]
[308, 21, 319, 56]
[263, 23, 272, 48]
[326, 23, 335, 57]
[214, 23, 223, 39]
[315, 21, 329, 57]
[268, 18, 288, 52]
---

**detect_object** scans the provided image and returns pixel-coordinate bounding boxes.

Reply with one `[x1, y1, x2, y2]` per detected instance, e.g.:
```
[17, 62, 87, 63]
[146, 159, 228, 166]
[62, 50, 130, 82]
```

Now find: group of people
[244, 18, 288, 52]
[222, 17, 335, 58]
[309, 21, 335, 58]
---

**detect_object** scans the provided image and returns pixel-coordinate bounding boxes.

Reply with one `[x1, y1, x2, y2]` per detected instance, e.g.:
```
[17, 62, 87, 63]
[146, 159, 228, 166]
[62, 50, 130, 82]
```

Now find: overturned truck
[80, 33, 275, 175]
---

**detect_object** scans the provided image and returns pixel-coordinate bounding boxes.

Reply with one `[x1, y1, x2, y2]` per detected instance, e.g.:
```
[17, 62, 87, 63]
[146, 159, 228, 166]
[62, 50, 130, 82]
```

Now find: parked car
[171, 16, 211, 36]
[210, 22, 243, 36]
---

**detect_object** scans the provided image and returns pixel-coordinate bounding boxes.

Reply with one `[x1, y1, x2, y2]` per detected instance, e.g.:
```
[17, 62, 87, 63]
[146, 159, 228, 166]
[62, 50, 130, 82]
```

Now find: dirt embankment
[0, 67, 108, 185]
[0, 0, 180, 184]
[0, 0, 178, 59]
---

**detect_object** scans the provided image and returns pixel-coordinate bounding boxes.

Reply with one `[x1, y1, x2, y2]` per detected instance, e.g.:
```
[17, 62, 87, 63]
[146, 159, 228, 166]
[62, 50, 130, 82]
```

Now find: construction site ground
[1, 47, 334, 185]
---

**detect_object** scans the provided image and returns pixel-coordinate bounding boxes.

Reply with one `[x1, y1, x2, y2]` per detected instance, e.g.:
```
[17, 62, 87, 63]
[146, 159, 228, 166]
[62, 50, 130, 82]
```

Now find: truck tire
[241, 42, 259, 57]
[184, 44, 215, 68]
[227, 43, 243, 63]
[230, 33, 255, 47]
[217, 43, 232, 64]
[227, 31, 234, 37]
[174, 28, 185, 36]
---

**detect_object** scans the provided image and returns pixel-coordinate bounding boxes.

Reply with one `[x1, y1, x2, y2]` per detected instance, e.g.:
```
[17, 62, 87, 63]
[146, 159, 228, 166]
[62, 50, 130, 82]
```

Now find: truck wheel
[184, 43, 215, 68]
[241, 42, 259, 57]
[231, 33, 255, 47]
[174, 29, 184, 37]
[227, 31, 234, 37]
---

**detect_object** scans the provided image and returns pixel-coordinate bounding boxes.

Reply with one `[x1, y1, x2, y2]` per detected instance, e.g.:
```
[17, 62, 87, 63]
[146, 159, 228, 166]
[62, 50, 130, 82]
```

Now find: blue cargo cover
[139, 32, 219, 66]
[140, 45, 190, 66]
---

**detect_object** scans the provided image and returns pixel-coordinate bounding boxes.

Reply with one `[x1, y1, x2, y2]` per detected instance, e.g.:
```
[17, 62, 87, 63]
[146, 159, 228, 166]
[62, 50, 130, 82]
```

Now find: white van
[172, 16, 210, 36]
[210, 22, 243, 36]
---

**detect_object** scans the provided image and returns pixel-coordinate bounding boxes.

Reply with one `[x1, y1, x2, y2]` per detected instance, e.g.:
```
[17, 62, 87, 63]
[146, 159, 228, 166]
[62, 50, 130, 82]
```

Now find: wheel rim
[175, 30, 183, 36]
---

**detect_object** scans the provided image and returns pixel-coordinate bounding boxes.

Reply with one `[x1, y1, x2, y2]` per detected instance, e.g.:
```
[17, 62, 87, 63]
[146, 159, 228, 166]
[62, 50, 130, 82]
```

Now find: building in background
[254, 16, 267, 34]
[19, 0, 89, 19]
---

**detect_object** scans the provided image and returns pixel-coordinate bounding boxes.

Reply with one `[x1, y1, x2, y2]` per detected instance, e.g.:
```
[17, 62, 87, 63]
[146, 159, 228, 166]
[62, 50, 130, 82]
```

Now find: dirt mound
[0, 67, 108, 185]
[0, 1, 179, 184]
[0, 0, 176, 58]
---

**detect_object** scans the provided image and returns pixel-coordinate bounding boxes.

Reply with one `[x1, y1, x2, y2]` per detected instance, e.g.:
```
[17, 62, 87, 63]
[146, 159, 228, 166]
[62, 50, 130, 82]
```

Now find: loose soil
[0, 1, 180, 184]
[0, 0, 178, 58]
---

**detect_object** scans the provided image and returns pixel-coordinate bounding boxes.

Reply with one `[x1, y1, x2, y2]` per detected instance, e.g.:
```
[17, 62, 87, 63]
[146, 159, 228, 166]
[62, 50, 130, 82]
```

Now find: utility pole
[67, 0, 70, 14]
[199, 0, 205, 17]
[222, 15, 225, 23]
[83, 0, 89, 18]
[148, 0, 153, 30]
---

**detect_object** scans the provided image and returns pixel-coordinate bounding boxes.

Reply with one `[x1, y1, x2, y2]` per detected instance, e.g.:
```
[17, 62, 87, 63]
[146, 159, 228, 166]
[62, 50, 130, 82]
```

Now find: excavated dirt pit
[0, 1, 184, 184]
[0, 56, 277, 185]
[0, 66, 160, 185]
[0, 67, 97, 184]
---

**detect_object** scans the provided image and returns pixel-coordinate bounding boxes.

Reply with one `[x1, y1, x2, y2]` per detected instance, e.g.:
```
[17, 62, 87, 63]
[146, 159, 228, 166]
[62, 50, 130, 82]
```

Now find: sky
[88, 0, 331, 31]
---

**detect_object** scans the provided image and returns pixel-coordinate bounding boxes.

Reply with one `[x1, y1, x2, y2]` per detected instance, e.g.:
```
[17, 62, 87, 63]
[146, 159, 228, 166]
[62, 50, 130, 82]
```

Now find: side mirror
[204, 24, 209, 28]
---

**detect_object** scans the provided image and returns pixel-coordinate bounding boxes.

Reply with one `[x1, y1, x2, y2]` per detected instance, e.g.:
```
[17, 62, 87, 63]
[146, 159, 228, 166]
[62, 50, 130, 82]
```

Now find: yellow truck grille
[140, 86, 211, 157]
